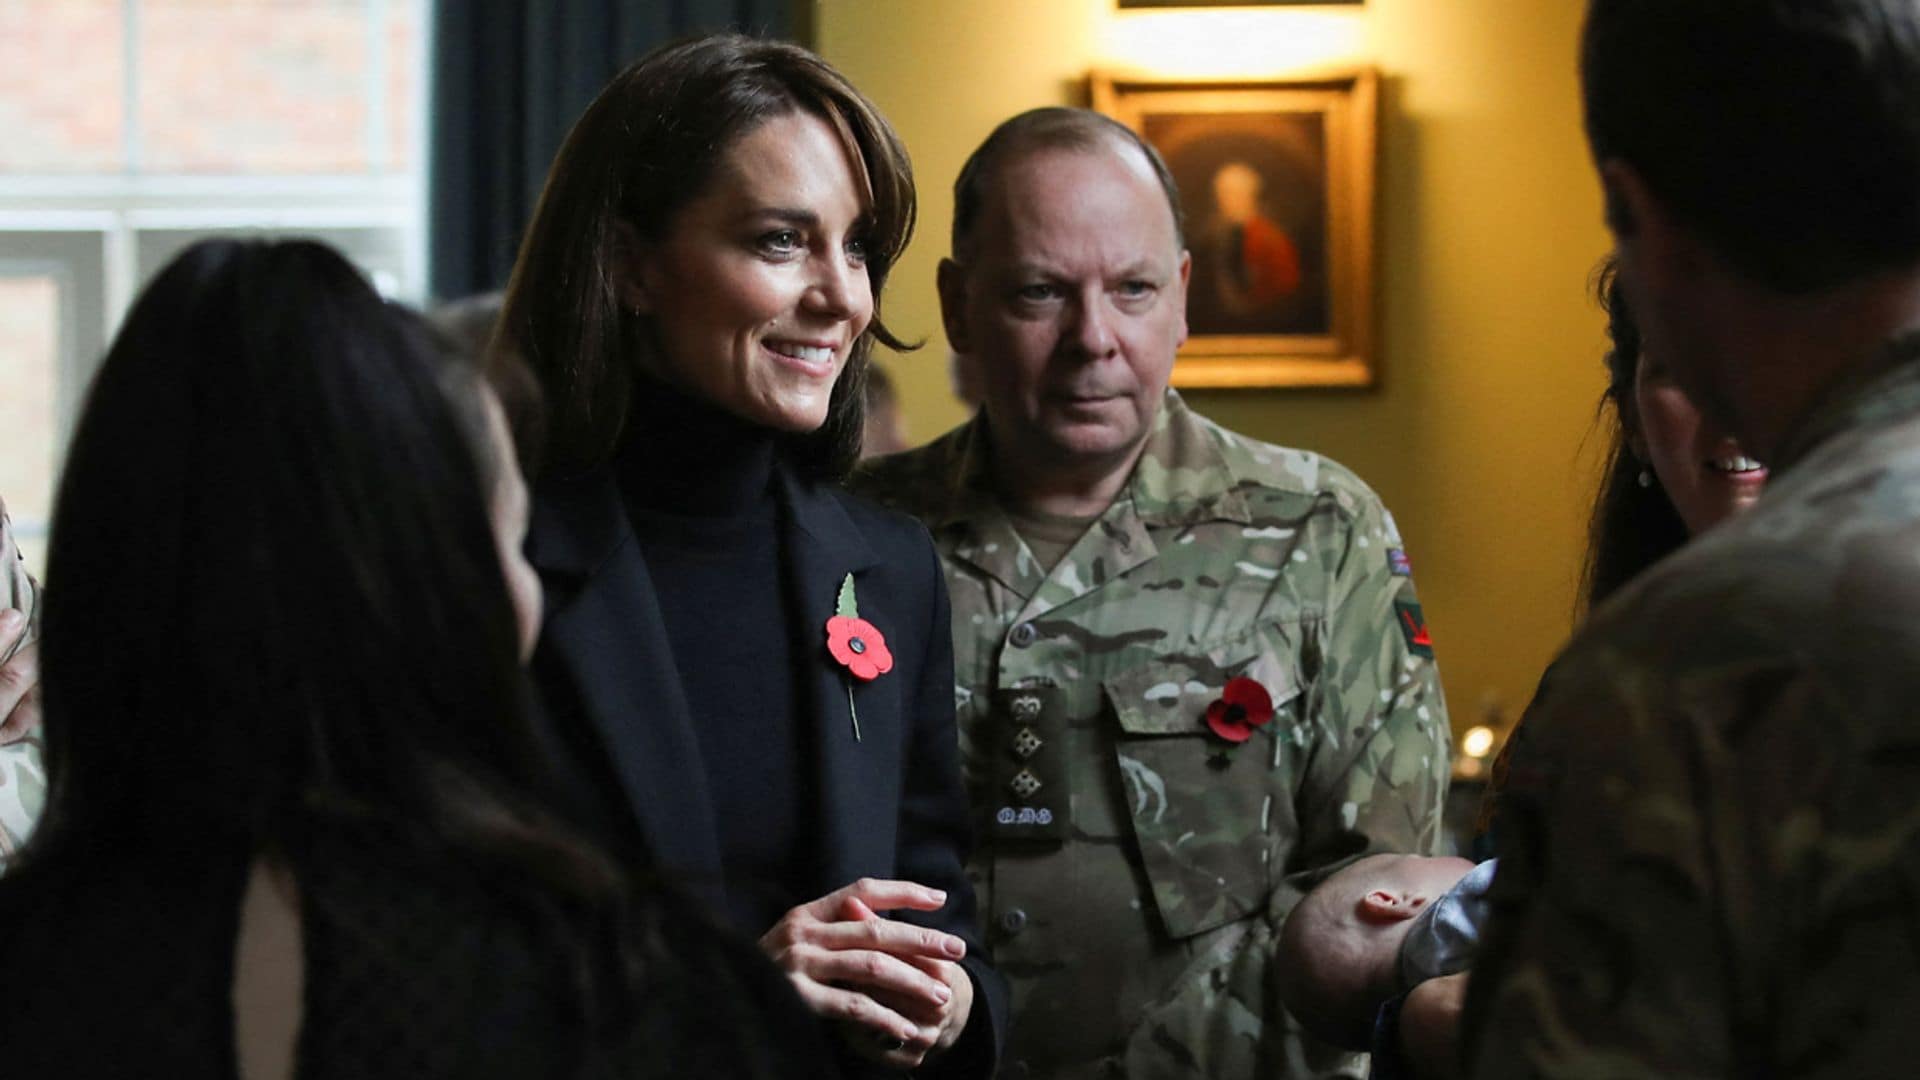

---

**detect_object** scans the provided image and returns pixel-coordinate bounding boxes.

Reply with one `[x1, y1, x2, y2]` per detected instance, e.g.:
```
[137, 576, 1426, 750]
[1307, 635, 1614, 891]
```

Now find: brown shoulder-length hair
[494, 33, 917, 482]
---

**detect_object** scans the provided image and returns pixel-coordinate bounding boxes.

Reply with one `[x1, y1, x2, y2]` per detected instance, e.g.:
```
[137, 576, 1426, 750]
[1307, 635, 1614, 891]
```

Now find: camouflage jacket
[0, 499, 44, 871]
[1467, 339, 1920, 1078]
[853, 390, 1451, 1079]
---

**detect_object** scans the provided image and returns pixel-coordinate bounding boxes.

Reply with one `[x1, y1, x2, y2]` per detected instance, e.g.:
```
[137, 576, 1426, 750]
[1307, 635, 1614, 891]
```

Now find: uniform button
[1009, 622, 1037, 648]
[999, 908, 1028, 935]
[1003, 1061, 1030, 1080]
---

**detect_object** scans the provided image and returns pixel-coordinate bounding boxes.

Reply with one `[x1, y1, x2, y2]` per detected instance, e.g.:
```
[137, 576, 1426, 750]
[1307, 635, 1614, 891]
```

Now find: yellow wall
[816, 0, 1613, 741]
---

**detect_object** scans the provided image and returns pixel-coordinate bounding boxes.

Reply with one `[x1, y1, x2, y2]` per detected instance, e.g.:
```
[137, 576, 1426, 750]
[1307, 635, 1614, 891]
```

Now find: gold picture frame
[1092, 68, 1379, 389]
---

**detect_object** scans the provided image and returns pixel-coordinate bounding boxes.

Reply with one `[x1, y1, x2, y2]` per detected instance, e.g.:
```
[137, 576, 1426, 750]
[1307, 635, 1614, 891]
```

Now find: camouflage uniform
[853, 390, 1452, 1079]
[1468, 339, 1920, 1078]
[0, 500, 44, 871]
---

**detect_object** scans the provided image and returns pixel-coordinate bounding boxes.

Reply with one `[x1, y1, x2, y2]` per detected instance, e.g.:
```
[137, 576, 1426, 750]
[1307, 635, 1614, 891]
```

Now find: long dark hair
[1486, 257, 1695, 838]
[26, 240, 620, 907]
[497, 32, 917, 482]
[1578, 255, 1690, 613]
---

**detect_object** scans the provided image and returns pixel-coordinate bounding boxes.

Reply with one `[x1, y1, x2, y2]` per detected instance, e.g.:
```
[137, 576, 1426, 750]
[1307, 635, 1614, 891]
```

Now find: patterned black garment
[0, 825, 840, 1079]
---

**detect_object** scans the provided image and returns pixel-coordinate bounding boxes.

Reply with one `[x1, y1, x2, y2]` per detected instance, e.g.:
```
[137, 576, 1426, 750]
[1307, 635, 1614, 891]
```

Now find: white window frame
[0, 0, 431, 557]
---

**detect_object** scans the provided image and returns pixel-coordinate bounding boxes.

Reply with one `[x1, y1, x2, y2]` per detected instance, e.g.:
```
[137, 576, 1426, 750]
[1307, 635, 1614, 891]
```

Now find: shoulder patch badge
[1387, 548, 1413, 577]
[1394, 599, 1434, 658]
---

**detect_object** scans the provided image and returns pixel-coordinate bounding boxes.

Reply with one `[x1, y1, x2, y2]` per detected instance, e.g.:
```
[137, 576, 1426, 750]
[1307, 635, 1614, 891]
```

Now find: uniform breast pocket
[1104, 622, 1305, 940]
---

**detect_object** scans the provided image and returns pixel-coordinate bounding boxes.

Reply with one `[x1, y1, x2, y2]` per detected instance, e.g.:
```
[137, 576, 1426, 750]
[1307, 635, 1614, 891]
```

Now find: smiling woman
[1580, 255, 1770, 612]
[494, 33, 1005, 1078]
[622, 110, 875, 435]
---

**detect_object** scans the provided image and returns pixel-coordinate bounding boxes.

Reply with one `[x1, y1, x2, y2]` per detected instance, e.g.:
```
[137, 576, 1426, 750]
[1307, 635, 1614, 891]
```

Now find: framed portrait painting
[1092, 69, 1379, 388]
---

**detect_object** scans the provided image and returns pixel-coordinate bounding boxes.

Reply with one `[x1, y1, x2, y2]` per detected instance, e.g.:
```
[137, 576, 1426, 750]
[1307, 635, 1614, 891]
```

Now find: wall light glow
[1461, 725, 1497, 760]
[1099, 10, 1366, 80]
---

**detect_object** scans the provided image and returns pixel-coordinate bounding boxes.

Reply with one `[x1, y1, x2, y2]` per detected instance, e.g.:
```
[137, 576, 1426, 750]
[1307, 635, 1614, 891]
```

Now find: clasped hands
[761, 877, 975, 1069]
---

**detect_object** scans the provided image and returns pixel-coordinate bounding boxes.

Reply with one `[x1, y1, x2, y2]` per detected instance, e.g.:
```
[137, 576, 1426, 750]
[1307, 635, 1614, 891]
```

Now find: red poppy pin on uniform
[827, 573, 892, 740]
[1205, 676, 1275, 744]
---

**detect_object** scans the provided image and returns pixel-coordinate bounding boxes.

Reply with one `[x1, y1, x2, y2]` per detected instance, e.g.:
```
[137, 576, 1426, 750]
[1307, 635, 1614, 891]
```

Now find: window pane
[137, 0, 372, 174]
[384, 1, 421, 171]
[0, 276, 60, 533]
[0, 0, 126, 173]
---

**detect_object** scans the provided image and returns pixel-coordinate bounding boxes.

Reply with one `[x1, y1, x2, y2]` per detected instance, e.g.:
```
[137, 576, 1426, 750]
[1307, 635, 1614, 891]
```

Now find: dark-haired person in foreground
[495, 34, 1002, 1077]
[1467, 1, 1920, 1074]
[0, 238, 837, 1078]
[854, 106, 1449, 1079]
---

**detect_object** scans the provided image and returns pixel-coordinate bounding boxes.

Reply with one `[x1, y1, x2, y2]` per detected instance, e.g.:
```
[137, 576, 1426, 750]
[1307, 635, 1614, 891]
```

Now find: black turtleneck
[616, 379, 813, 937]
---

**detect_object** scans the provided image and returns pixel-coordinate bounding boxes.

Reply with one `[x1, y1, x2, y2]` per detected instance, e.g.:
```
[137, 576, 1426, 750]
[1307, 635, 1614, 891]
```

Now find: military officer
[0, 496, 44, 869]
[1467, 2, 1920, 1075]
[853, 107, 1451, 1079]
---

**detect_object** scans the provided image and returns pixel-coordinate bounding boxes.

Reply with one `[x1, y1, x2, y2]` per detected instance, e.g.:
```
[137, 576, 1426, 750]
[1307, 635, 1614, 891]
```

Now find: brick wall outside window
[0, 0, 428, 577]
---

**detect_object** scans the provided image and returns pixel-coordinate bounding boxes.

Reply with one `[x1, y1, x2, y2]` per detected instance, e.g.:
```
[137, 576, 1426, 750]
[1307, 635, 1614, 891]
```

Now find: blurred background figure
[860, 364, 911, 459]
[430, 290, 546, 475]
[0, 238, 833, 1078]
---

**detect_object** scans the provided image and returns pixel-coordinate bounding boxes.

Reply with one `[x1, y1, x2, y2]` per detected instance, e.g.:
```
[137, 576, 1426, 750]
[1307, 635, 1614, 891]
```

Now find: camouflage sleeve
[1469, 629, 1920, 1078]
[1282, 493, 1450, 905]
[1464, 657, 1735, 1078]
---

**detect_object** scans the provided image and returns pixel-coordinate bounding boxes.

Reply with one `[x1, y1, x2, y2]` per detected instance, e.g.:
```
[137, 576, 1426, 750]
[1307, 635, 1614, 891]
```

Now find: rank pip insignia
[1012, 727, 1043, 759]
[989, 686, 1069, 843]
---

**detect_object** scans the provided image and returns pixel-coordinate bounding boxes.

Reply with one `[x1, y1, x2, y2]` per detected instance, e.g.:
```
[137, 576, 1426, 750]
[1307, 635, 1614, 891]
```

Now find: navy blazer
[525, 458, 1005, 1076]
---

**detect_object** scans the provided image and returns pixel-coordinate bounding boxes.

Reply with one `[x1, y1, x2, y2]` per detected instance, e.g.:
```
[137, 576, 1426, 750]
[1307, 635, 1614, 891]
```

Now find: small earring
[1637, 468, 1654, 489]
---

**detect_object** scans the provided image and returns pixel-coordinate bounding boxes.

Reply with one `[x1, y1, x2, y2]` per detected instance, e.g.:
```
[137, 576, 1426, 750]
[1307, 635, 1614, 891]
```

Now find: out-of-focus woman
[1580, 256, 1769, 609]
[0, 239, 837, 1078]
[1384, 255, 1773, 1080]
[494, 34, 1003, 1077]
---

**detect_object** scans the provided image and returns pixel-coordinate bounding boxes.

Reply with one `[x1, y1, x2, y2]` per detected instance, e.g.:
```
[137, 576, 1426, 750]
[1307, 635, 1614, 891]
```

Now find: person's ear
[1600, 161, 1640, 239]
[1357, 889, 1425, 924]
[1627, 427, 1650, 465]
[1173, 248, 1193, 348]
[613, 221, 657, 316]
[936, 257, 973, 354]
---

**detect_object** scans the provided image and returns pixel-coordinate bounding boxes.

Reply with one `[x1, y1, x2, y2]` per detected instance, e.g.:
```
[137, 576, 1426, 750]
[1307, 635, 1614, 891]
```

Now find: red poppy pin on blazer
[826, 573, 892, 741]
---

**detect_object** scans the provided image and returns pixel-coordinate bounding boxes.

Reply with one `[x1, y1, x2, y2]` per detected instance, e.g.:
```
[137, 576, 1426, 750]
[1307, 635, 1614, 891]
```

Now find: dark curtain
[430, 0, 800, 302]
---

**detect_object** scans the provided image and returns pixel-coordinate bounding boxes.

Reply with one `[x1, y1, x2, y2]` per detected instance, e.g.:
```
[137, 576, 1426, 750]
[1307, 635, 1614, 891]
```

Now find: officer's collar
[1121, 389, 1253, 528]
[931, 389, 1252, 533]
